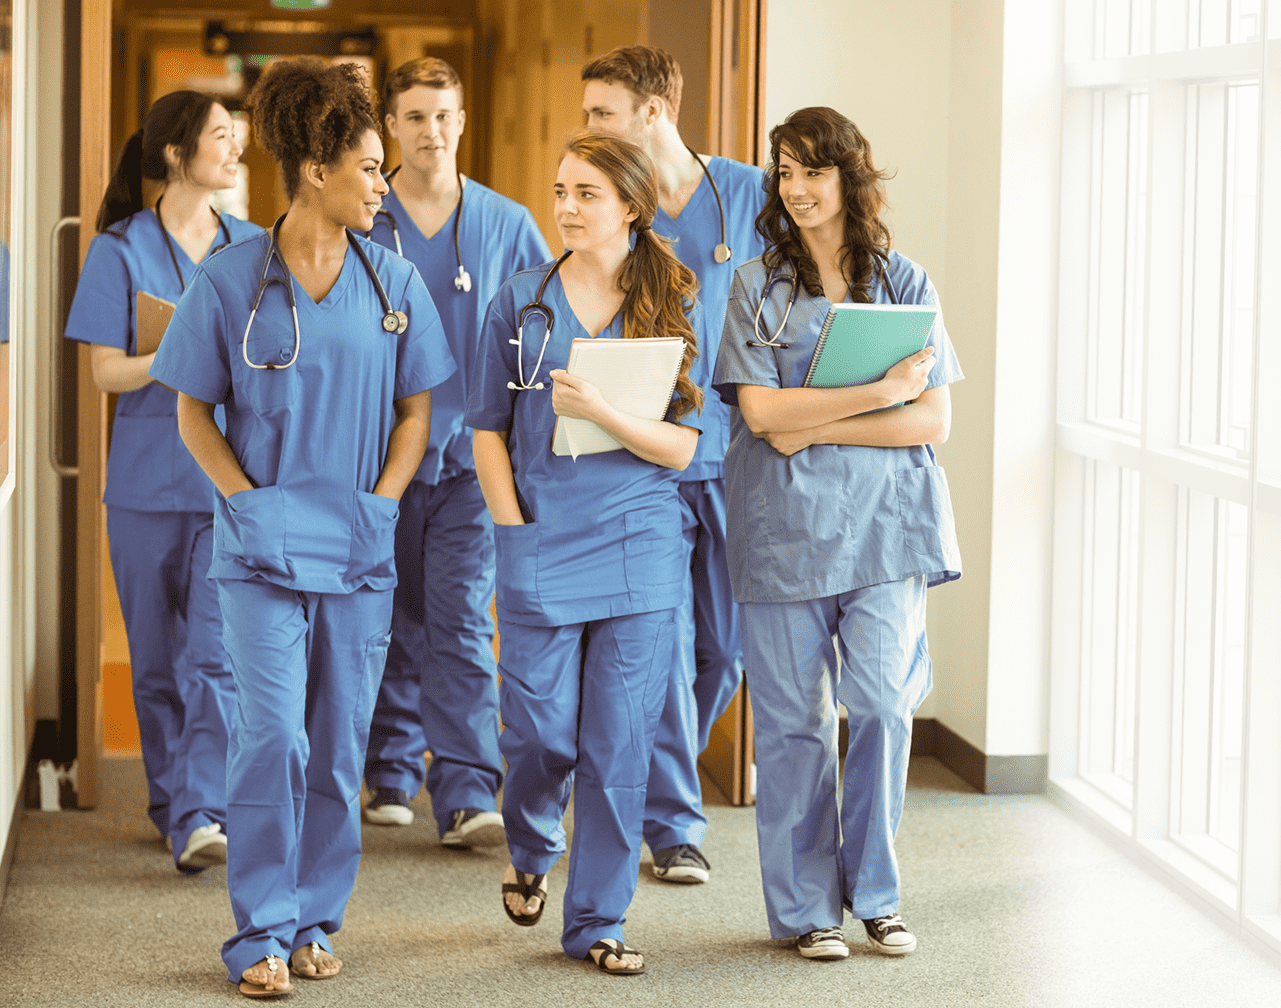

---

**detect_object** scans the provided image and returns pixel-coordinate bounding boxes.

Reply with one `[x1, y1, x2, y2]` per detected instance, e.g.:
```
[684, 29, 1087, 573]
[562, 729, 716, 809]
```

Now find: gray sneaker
[650, 843, 711, 884]
[441, 808, 505, 848]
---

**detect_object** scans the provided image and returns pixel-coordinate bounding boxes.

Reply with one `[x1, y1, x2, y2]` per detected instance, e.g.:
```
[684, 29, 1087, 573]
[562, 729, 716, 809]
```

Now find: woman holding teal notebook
[712, 106, 962, 961]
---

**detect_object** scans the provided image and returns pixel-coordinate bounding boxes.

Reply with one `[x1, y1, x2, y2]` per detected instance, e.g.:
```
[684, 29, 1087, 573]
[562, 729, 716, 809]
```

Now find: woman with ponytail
[468, 129, 707, 976]
[64, 91, 261, 875]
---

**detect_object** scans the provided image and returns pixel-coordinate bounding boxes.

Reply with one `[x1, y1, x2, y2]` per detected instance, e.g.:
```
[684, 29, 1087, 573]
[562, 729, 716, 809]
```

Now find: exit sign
[270, 0, 331, 10]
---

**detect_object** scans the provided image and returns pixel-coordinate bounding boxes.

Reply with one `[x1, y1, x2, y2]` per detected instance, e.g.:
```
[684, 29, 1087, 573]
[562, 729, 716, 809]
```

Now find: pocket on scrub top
[493, 521, 541, 616]
[622, 506, 684, 596]
[894, 464, 956, 556]
[217, 485, 290, 577]
[238, 330, 301, 412]
[347, 491, 400, 584]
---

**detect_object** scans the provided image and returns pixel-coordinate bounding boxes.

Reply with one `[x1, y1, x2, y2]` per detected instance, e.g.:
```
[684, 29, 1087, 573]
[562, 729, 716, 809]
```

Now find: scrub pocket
[894, 464, 957, 556]
[238, 329, 301, 413]
[217, 485, 290, 577]
[353, 628, 393, 735]
[347, 491, 399, 585]
[622, 506, 684, 596]
[493, 521, 540, 617]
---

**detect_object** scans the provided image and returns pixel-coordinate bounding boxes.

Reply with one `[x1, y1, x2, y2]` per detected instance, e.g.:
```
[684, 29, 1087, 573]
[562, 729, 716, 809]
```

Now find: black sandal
[501, 869, 547, 926]
[587, 938, 646, 976]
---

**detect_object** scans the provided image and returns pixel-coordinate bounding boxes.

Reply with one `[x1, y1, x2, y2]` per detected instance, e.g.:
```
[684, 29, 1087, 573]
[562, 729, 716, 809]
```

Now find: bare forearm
[176, 393, 254, 498]
[373, 391, 431, 500]
[90, 345, 155, 393]
[588, 407, 698, 470]
[739, 383, 900, 434]
[473, 429, 526, 525]
[763, 385, 951, 455]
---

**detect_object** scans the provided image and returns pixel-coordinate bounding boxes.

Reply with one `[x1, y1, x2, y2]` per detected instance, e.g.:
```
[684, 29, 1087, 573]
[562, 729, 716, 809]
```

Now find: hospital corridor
[4, 1, 1281, 1005]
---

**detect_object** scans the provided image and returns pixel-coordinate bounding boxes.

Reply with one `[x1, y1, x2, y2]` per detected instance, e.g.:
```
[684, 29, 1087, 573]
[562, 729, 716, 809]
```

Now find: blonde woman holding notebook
[468, 129, 708, 976]
[64, 90, 261, 874]
[713, 107, 963, 962]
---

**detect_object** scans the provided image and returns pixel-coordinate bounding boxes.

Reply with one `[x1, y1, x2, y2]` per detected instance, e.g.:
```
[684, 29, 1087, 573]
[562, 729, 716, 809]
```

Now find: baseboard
[1, 779, 22, 911]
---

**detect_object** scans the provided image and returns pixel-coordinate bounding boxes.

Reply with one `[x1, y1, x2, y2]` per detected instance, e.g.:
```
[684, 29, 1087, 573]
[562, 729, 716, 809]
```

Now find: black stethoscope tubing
[154, 194, 233, 293]
[508, 250, 572, 390]
[686, 147, 732, 264]
[368, 165, 472, 292]
[748, 261, 899, 349]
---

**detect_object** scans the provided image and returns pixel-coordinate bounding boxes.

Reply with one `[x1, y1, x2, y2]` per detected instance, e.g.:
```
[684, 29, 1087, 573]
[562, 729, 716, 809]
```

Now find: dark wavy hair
[756, 107, 893, 302]
[96, 90, 220, 232]
[561, 130, 703, 419]
[246, 57, 380, 201]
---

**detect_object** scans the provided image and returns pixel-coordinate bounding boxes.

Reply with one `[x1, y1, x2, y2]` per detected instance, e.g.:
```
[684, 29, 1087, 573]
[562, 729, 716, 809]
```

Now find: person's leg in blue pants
[739, 577, 930, 939]
[499, 610, 675, 960]
[643, 478, 743, 854]
[218, 580, 391, 982]
[106, 507, 194, 839]
[168, 514, 237, 869]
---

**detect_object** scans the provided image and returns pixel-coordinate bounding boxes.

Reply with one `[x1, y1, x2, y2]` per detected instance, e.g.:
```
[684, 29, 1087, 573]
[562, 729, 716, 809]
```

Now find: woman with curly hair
[713, 107, 962, 961]
[149, 57, 454, 996]
[468, 129, 707, 976]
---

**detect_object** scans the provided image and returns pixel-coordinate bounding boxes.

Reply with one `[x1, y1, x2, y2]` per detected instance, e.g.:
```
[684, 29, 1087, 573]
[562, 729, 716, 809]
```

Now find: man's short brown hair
[384, 57, 463, 117]
[581, 46, 682, 122]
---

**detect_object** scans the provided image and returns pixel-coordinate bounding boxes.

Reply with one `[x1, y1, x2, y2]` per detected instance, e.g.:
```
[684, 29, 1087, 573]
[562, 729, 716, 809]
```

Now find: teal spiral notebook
[802, 303, 938, 388]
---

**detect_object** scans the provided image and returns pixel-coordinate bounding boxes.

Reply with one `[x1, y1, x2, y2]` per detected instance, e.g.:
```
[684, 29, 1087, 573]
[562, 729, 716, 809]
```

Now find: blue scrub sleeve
[889, 262, 964, 391]
[465, 281, 522, 432]
[149, 268, 232, 405]
[65, 235, 132, 351]
[712, 268, 781, 406]
[393, 266, 456, 399]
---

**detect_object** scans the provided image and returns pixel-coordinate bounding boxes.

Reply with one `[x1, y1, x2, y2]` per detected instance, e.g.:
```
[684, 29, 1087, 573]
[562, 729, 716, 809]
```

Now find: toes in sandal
[238, 954, 294, 999]
[502, 870, 547, 926]
[289, 941, 340, 980]
[588, 938, 646, 976]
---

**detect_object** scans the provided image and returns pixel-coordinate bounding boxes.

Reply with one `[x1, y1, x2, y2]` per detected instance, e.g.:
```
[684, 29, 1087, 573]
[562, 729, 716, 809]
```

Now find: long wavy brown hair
[756, 107, 893, 302]
[562, 130, 703, 419]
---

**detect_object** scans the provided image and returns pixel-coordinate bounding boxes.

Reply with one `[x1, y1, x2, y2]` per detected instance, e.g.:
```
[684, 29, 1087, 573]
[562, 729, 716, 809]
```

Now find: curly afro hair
[246, 57, 380, 201]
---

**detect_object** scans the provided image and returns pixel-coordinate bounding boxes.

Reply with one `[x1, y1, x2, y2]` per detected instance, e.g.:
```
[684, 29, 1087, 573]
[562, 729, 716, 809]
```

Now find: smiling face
[777, 146, 843, 240]
[554, 152, 637, 255]
[180, 102, 243, 191]
[385, 84, 465, 175]
[313, 128, 388, 231]
[582, 79, 648, 145]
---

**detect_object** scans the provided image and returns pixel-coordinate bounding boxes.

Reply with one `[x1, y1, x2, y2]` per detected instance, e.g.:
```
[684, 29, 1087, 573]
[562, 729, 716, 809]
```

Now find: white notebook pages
[551, 336, 686, 460]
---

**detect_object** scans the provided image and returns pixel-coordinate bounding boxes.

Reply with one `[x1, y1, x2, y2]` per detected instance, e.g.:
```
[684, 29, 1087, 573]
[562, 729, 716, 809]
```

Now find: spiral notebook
[803, 303, 938, 388]
[551, 336, 686, 460]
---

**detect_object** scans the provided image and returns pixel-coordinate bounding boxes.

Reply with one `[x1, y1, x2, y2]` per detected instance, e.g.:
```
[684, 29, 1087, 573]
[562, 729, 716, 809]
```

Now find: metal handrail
[48, 216, 79, 478]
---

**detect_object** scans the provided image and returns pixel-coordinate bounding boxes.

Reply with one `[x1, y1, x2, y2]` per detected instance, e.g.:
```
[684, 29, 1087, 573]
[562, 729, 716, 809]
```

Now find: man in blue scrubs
[582, 45, 767, 884]
[364, 57, 551, 846]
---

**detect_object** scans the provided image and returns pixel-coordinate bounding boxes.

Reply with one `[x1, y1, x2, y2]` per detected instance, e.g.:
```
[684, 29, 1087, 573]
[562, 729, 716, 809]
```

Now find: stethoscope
[686, 147, 732, 264]
[507, 250, 573, 390]
[241, 215, 407, 371]
[748, 263, 899, 349]
[367, 166, 473, 292]
[154, 195, 233, 292]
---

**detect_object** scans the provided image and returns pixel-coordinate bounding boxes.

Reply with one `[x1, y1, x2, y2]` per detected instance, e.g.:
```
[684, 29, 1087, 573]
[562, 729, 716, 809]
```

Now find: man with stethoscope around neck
[581, 45, 767, 888]
[363, 57, 551, 848]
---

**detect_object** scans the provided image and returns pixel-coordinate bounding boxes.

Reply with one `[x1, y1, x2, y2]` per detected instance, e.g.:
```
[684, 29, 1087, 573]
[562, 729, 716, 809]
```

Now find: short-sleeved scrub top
[465, 264, 709, 629]
[713, 250, 964, 605]
[655, 157, 767, 480]
[149, 230, 456, 596]
[368, 180, 551, 487]
[65, 209, 263, 511]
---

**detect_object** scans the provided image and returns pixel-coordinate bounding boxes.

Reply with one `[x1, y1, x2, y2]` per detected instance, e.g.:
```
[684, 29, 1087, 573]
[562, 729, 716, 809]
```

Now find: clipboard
[135, 290, 176, 356]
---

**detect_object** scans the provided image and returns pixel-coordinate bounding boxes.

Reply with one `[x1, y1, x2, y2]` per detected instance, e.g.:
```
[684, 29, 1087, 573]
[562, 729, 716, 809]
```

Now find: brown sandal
[238, 954, 293, 998]
[289, 941, 341, 980]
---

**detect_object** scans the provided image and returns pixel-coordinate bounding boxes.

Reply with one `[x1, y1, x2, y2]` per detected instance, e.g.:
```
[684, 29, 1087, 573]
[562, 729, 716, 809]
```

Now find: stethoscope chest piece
[714, 243, 732, 264]
[382, 310, 408, 335]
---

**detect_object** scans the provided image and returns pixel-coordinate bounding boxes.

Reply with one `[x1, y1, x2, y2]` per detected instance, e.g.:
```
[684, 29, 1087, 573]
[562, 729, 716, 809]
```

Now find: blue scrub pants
[643, 478, 743, 851]
[216, 580, 391, 982]
[499, 609, 675, 960]
[363, 472, 502, 833]
[106, 506, 234, 862]
[739, 576, 930, 938]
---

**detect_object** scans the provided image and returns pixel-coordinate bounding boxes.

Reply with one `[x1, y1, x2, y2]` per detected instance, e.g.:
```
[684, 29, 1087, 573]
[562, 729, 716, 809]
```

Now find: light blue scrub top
[654, 157, 766, 481]
[466, 264, 709, 628]
[368, 179, 550, 487]
[713, 250, 964, 604]
[149, 230, 456, 595]
[64, 209, 263, 511]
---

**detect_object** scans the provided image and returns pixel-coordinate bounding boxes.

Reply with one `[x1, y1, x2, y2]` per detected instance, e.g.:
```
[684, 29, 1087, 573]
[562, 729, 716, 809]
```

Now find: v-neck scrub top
[149, 230, 455, 595]
[65, 209, 264, 511]
[369, 181, 551, 487]
[713, 251, 964, 604]
[654, 157, 767, 480]
[466, 265, 708, 628]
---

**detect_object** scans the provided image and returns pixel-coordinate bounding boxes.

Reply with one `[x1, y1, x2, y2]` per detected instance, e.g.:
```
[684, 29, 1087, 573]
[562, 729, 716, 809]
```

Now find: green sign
[270, 0, 331, 10]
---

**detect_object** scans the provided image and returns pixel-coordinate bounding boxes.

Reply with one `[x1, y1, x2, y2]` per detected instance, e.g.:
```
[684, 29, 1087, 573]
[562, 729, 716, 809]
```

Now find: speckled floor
[3, 756, 1280, 1007]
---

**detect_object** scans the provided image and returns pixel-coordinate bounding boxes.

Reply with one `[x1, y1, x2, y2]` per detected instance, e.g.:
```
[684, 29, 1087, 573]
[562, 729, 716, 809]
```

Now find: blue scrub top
[64, 209, 263, 511]
[466, 263, 707, 628]
[367, 178, 550, 487]
[654, 156, 766, 481]
[713, 250, 964, 604]
[149, 230, 456, 595]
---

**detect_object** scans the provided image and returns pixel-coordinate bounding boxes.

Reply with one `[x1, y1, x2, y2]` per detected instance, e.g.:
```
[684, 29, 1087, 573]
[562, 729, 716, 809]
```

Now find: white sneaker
[178, 823, 227, 870]
[862, 914, 917, 955]
[797, 926, 850, 960]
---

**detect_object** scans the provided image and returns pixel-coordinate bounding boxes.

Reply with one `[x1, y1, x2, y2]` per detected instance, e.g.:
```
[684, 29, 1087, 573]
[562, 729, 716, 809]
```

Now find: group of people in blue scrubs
[66, 40, 960, 992]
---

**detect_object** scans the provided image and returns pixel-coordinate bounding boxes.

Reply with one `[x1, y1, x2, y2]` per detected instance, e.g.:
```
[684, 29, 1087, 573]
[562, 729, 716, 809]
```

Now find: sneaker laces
[870, 914, 906, 931]
[666, 843, 710, 867]
[807, 926, 843, 942]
